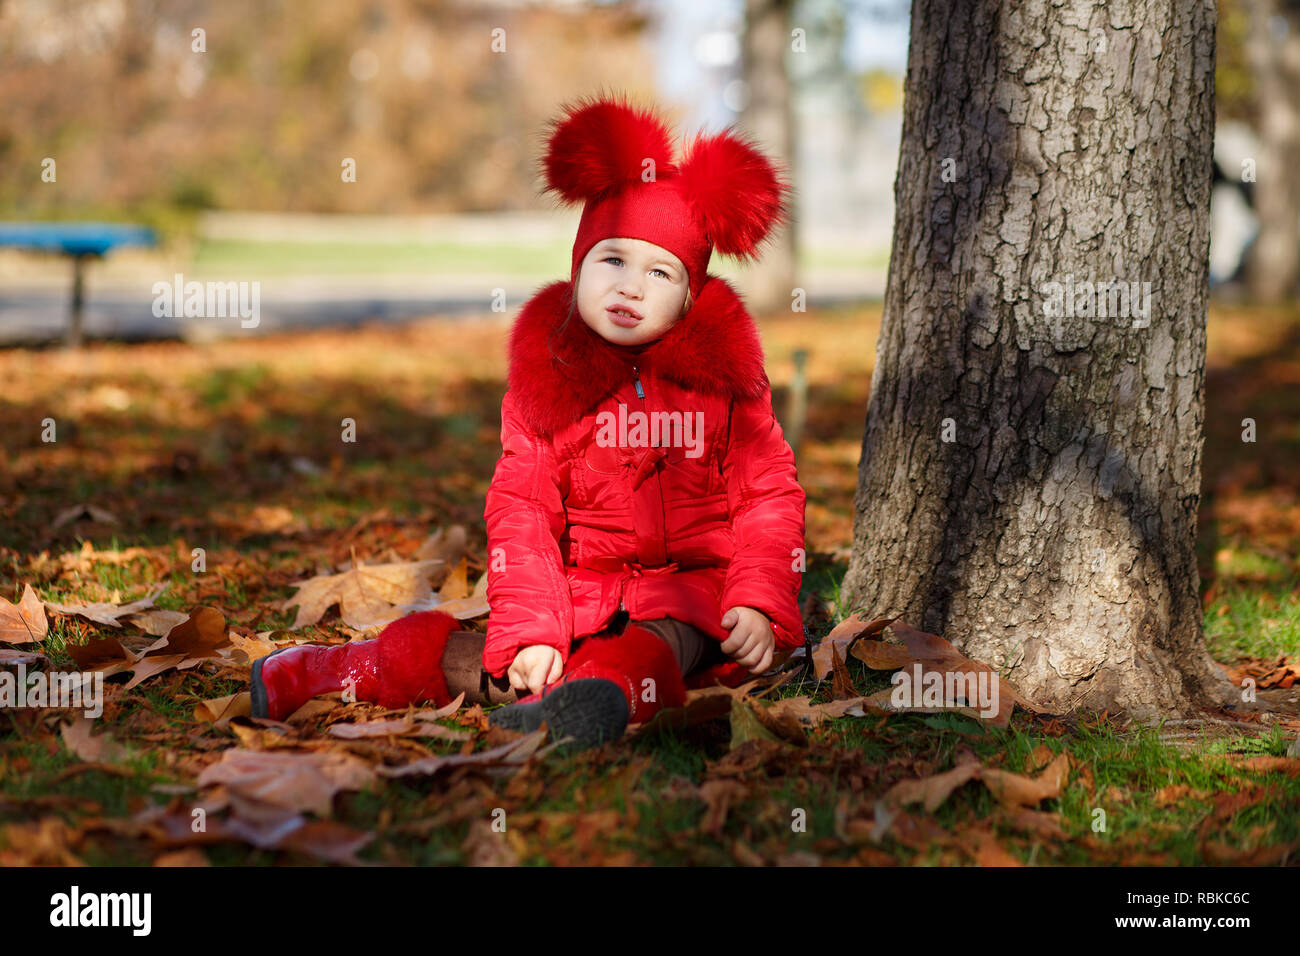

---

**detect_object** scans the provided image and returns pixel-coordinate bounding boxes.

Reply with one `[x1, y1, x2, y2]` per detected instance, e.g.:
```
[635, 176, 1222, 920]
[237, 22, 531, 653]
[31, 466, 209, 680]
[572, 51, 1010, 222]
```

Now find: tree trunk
[1243, 0, 1300, 302]
[741, 0, 797, 313]
[842, 0, 1234, 721]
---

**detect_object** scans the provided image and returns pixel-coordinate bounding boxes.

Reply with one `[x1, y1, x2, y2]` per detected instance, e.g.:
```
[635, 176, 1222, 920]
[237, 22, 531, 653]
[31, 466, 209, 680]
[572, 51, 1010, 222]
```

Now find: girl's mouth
[607, 305, 642, 327]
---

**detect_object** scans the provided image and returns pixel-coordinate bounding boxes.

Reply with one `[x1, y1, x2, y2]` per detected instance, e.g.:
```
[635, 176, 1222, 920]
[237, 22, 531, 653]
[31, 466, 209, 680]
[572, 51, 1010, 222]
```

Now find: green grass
[188, 238, 892, 280]
[1203, 576, 1300, 663]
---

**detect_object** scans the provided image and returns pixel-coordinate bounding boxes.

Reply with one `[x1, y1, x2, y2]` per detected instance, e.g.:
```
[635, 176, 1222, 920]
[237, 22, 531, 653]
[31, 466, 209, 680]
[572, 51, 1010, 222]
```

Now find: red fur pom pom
[677, 128, 791, 260]
[539, 93, 678, 205]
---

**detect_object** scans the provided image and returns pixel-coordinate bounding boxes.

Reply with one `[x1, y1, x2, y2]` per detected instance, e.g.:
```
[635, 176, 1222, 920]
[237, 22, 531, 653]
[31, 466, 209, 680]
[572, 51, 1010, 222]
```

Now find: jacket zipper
[624, 362, 647, 614]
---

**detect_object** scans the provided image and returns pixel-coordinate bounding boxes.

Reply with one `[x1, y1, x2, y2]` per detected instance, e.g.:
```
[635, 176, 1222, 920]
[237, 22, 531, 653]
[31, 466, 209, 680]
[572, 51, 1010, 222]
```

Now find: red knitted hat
[537, 92, 792, 301]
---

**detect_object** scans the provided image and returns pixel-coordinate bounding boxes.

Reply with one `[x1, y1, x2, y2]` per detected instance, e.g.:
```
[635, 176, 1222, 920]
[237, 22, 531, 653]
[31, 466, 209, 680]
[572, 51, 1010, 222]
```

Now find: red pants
[442, 617, 724, 706]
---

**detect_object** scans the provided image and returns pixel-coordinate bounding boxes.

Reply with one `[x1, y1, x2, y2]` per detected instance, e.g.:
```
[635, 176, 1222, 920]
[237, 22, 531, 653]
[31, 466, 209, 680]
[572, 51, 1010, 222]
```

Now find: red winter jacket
[482, 274, 806, 689]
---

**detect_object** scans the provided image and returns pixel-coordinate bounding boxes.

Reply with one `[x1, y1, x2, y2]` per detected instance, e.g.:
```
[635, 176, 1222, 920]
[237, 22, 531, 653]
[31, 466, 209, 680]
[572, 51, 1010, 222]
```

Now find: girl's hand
[719, 606, 776, 674]
[508, 645, 564, 696]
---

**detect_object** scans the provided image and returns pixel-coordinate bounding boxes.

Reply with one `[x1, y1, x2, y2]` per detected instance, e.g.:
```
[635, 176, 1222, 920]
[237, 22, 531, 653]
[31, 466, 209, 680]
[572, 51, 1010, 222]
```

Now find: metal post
[66, 253, 88, 349]
[786, 348, 808, 459]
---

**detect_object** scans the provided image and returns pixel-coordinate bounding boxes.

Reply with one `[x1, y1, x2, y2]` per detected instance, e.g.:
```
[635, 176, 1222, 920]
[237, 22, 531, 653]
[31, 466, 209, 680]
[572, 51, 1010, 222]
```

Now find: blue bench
[0, 222, 158, 346]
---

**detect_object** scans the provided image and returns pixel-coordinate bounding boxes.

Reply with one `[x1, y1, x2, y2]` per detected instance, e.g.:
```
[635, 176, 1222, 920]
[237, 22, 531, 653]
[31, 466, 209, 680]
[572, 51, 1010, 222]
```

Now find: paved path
[0, 271, 886, 345]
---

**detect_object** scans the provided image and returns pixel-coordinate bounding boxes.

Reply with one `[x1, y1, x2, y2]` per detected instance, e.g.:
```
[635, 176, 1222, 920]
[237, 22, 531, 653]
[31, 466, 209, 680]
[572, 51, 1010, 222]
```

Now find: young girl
[251, 93, 807, 751]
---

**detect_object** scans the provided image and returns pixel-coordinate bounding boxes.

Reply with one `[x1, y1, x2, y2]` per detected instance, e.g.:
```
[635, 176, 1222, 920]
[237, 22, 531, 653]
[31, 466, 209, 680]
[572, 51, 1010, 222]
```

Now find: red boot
[250, 610, 456, 721]
[488, 624, 687, 748]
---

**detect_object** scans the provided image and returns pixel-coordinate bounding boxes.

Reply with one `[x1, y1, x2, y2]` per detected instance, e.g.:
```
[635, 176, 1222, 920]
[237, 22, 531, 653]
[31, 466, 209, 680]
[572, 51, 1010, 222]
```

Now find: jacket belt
[626, 446, 668, 490]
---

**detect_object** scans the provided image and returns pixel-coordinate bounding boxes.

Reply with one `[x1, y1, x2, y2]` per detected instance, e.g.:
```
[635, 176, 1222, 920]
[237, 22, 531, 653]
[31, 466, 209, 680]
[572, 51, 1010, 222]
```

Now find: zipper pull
[632, 364, 645, 399]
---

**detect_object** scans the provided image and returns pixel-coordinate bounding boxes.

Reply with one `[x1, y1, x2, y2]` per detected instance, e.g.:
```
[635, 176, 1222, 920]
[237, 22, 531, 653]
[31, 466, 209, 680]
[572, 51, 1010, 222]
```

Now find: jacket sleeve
[718, 381, 807, 651]
[482, 387, 573, 678]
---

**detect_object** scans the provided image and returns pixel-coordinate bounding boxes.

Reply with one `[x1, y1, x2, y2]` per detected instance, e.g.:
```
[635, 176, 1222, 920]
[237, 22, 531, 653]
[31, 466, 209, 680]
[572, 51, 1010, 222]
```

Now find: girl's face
[575, 237, 692, 346]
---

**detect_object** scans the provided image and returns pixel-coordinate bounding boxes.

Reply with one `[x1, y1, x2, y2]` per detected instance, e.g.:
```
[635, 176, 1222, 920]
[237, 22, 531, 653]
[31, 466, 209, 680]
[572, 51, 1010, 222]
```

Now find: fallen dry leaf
[1003, 808, 1069, 840]
[120, 654, 190, 691]
[981, 752, 1071, 809]
[409, 692, 466, 721]
[375, 728, 548, 779]
[461, 817, 520, 866]
[812, 614, 897, 680]
[60, 716, 131, 763]
[227, 631, 283, 665]
[328, 717, 419, 739]
[63, 634, 141, 679]
[0, 647, 47, 667]
[142, 607, 230, 659]
[128, 609, 191, 637]
[830, 641, 858, 700]
[153, 848, 210, 866]
[280, 559, 444, 630]
[0, 818, 85, 865]
[695, 779, 748, 837]
[110, 607, 234, 691]
[196, 749, 378, 817]
[729, 696, 789, 750]
[847, 621, 1040, 726]
[431, 570, 491, 620]
[44, 584, 168, 628]
[1214, 756, 1300, 776]
[882, 758, 981, 812]
[0, 585, 49, 644]
[971, 828, 1023, 866]
[52, 503, 119, 528]
[194, 692, 252, 729]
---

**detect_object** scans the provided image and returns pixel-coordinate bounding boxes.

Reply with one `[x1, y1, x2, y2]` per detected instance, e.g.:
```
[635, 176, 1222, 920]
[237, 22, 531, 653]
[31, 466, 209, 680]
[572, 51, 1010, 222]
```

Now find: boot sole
[249, 646, 294, 720]
[489, 679, 629, 750]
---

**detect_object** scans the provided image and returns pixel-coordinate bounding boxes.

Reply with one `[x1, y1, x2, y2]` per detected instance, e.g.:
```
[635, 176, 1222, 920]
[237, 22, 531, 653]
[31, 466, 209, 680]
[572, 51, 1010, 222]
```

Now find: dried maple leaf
[44, 583, 168, 628]
[981, 752, 1070, 809]
[120, 607, 232, 690]
[63, 635, 141, 679]
[375, 729, 548, 779]
[196, 748, 378, 817]
[830, 641, 858, 700]
[194, 692, 251, 729]
[842, 621, 1042, 727]
[128, 609, 190, 637]
[60, 716, 132, 763]
[882, 758, 981, 812]
[329, 717, 420, 739]
[432, 570, 490, 620]
[0, 648, 46, 667]
[765, 694, 876, 727]
[812, 614, 897, 680]
[279, 559, 444, 630]
[0, 585, 48, 644]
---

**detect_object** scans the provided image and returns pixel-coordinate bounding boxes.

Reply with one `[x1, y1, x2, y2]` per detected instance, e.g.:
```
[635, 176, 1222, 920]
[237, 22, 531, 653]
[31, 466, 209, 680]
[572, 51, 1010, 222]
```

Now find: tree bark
[1243, 0, 1300, 302]
[842, 0, 1234, 721]
[741, 0, 798, 312]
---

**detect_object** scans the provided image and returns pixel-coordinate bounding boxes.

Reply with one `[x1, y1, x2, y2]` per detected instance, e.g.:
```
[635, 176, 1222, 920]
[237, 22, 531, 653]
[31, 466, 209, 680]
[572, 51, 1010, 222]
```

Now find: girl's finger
[528, 661, 548, 695]
[547, 654, 563, 684]
[719, 630, 746, 655]
[751, 647, 773, 674]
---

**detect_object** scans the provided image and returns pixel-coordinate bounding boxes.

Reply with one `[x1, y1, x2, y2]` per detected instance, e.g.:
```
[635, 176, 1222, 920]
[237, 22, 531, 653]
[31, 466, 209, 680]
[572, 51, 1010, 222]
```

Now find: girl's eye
[603, 256, 672, 280]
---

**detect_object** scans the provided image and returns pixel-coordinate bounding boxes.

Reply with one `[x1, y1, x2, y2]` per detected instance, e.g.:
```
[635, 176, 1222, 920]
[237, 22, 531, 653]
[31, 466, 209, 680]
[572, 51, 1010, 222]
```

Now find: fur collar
[506, 274, 771, 437]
